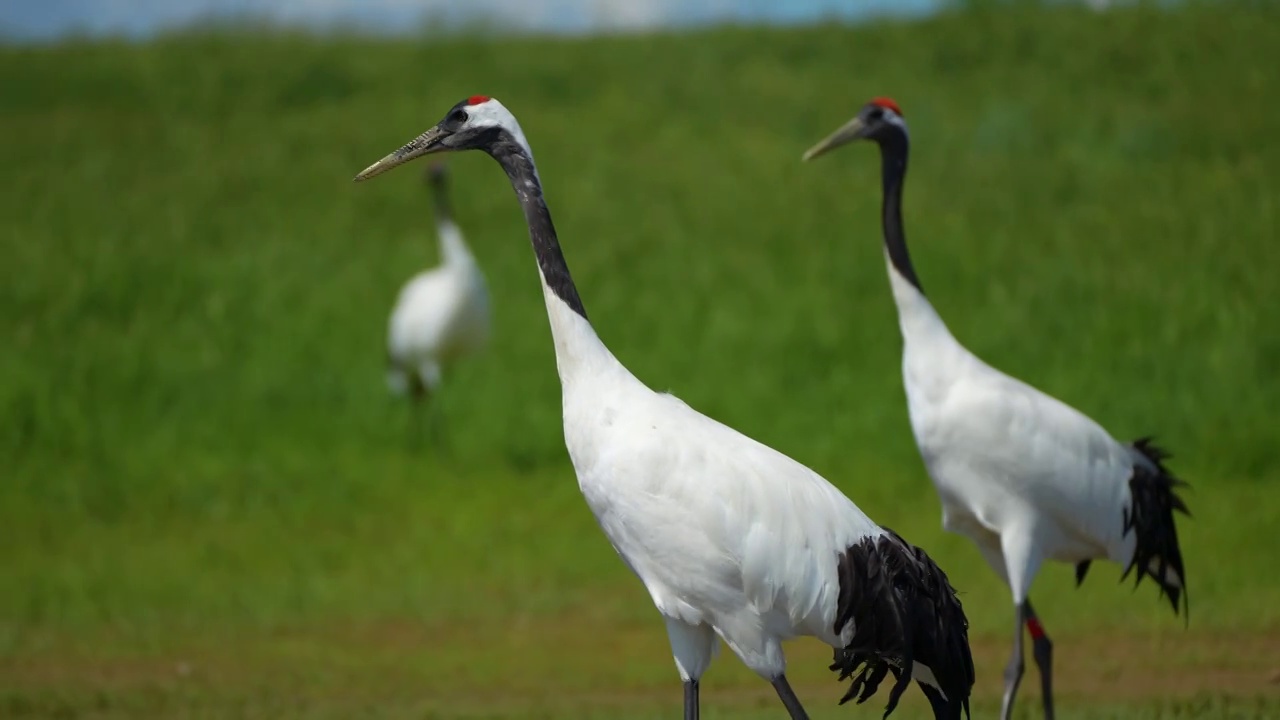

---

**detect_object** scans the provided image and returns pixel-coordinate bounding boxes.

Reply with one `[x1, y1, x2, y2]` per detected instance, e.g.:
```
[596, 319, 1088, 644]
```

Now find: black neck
[487, 131, 588, 320]
[427, 170, 451, 223]
[878, 133, 923, 294]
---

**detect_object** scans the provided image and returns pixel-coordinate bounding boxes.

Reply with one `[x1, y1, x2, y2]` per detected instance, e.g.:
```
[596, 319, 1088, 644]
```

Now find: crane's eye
[867, 107, 884, 121]
[449, 109, 468, 125]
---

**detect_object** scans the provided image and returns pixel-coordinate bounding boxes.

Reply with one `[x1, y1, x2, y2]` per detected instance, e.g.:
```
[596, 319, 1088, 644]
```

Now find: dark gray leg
[427, 395, 448, 453]
[770, 674, 810, 720]
[683, 679, 699, 720]
[409, 389, 450, 456]
[1025, 600, 1055, 720]
[405, 379, 429, 452]
[1000, 602, 1027, 720]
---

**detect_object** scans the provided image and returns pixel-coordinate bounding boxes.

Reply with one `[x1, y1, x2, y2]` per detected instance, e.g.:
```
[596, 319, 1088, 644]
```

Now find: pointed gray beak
[354, 125, 451, 182]
[802, 116, 868, 162]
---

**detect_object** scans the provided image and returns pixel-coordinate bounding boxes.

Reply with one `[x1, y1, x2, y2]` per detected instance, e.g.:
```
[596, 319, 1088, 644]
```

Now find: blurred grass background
[2, 1, 1279, 718]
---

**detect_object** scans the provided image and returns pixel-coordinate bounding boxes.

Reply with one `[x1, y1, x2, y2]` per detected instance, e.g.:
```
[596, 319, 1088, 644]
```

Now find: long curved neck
[876, 133, 954, 351]
[491, 145, 587, 319]
[488, 134, 621, 385]
[879, 134, 922, 293]
[434, 220, 474, 268]
[428, 171, 452, 224]
[427, 173, 473, 268]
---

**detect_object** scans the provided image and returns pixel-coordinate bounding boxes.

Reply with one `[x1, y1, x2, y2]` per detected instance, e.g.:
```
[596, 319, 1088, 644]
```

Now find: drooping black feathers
[1074, 560, 1092, 586]
[1122, 437, 1191, 616]
[829, 529, 975, 720]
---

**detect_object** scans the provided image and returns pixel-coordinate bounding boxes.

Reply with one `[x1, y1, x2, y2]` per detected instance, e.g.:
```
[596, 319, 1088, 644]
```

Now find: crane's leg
[404, 363, 453, 454]
[416, 363, 450, 454]
[1025, 599, 1055, 720]
[405, 375, 429, 451]
[664, 619, 716, 720]
[970, 535, 1026, 720]
[683, 679, 699, 720]
[1000, 603, 1026, 720]
[995, 526, 1047, 720]
[770, 675, 810, 720]
[426, 393, 448, 453]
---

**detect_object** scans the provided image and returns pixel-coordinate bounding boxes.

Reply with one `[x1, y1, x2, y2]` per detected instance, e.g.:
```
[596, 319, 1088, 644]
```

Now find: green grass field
[2, 2, 1279, 718]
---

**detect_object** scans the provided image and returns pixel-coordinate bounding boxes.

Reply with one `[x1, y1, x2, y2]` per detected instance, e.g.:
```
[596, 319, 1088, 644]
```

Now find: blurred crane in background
[355, 95, 975, 720]
[385, 161, 490, 442]
[805, 96, 1191, 720]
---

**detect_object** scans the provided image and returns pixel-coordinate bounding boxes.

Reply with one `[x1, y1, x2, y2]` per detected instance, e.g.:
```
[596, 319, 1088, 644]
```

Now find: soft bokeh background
[2, 1, 1277, 718]
[7, 0, 946, 40]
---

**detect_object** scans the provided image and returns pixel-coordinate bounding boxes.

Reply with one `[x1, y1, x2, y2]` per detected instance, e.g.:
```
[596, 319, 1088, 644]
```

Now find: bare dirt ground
[5, 619, 1278, 715]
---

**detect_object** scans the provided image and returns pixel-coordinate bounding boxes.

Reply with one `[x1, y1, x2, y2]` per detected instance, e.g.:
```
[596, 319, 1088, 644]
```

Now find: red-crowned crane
[803, 97, 1190, 720]
[354, 96, 975, 720]
[385, 162, 490, 422]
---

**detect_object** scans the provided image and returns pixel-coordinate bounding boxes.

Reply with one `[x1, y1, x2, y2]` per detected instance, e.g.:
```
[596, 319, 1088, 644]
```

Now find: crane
[354, 95, 975, 720]
[385, 161, 490, 438]
[803, 97, 1190, 720]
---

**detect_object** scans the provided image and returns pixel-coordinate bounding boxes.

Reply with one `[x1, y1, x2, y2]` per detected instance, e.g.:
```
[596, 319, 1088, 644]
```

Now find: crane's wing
[928, 362, 1140, 553]
[576, 387, 881, 620]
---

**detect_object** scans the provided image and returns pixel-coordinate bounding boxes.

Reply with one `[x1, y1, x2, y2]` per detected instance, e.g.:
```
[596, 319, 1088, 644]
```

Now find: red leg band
[1026, 616, 1046, 640]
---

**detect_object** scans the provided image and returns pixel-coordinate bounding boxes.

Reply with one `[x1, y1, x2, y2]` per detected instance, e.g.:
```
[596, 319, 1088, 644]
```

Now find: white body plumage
[550, 297, 884, 677]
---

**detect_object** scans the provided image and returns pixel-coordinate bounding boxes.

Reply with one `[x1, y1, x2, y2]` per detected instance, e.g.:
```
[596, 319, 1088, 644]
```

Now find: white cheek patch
[461, 98, 537, 163]
[461, 99, 507, 130]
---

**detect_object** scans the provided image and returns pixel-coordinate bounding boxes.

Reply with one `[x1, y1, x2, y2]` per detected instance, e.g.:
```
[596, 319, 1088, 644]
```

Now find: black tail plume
[1123, 437, 1191, 617]
[1075, 560, 1092, 586]
[829, 529, 974, 719]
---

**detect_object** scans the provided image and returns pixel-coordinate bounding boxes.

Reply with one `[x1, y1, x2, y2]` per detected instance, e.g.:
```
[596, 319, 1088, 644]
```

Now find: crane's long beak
[354, 125, 450, 182]
[802, 117, 867, 162]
